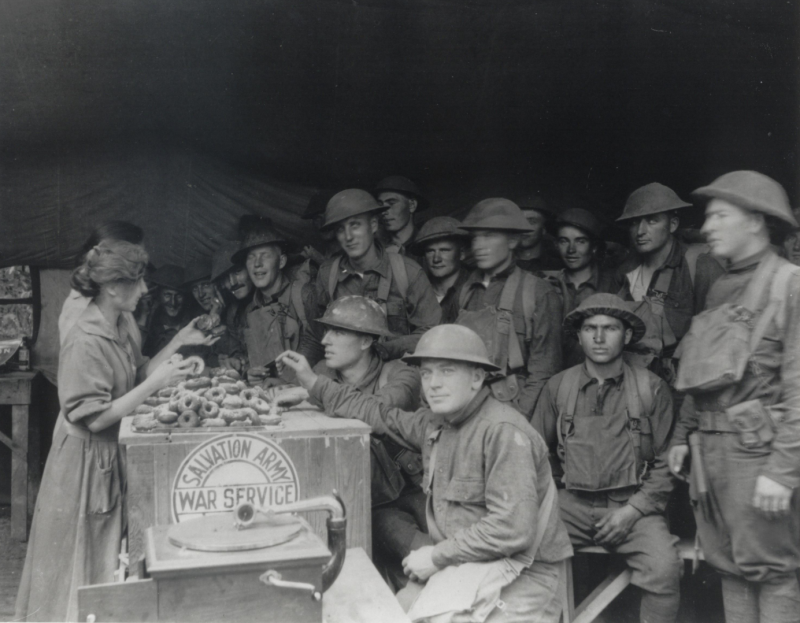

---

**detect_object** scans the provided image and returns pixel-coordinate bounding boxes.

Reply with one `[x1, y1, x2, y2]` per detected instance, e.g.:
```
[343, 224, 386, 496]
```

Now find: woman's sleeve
[59, 338, 116, 424]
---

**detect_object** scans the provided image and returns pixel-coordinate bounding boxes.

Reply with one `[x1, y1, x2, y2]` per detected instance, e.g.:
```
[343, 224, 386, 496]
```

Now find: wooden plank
[10, 405, 29, 541]
[324, 548, 410, 623]
[572, 569, 632, 623]
[153, 444, 172, 526]
[0, 372, 36, 404]
[126, 444, 155, 566]
[78, 578, 157, 622]
[165, 443, 191, 523]
[335, 434, 371, 556]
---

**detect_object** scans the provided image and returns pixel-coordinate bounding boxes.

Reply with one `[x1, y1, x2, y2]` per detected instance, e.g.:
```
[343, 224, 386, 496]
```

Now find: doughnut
[133, 413, 158, 431]
[209, 325, 227, 337]
[179, 393, 202, 413]
[221, 394, 244, 409]
[158, 387, 176, 399]
[156, 410, 179, 424]
[157, 395, 173, 404]
[220, 408, 247, 424]
[222, 368, 241, 380]
[184, 356, 205, 376]
[236, 380, 248, 391]
[258, 414, 283, 426]
[249, 398, 271, 415]
[229, 420, 252, 427]
[184, 377, 212, 390]
[238, 407, 257, 421]
[144, 396, 160, 407]
[204, 386, 226, 404]
[218, 382, 240, 394]
[240, 388, 259, 403]
[201, 417, 227, 427]
[135, 404, 154, 414]
[199, 399, 220, 419]
[169, 393, 182, 414]
[169, 354, 184, 365]
[178, 410, 200, 428]
[208, 366, 226, 377]
[196, 313, 221, 332]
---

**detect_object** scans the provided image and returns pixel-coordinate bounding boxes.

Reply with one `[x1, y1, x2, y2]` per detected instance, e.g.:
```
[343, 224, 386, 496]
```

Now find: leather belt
[697, 410, 736, 433]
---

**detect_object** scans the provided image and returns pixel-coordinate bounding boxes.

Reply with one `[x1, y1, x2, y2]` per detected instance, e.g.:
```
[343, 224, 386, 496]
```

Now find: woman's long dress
[16, 302, 148, 622]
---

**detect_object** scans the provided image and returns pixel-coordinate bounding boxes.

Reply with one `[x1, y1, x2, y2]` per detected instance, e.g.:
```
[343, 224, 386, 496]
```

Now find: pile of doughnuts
[131, 355, 284, 432]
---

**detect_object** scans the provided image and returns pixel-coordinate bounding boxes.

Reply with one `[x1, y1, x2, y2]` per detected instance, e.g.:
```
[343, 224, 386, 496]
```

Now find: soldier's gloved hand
[402, 546, 440, 583]
[594, 505, 643, 547]
[276, 350, 318, 391]
[753, 475, 793, 518]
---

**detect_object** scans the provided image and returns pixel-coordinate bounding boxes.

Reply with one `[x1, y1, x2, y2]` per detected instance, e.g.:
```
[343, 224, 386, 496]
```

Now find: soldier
[183, 256, 220, 314]
[669, 171, 800, 623]
[455, 198, 563, 418]
[142, 264, 193, 357]
[547, 208, 626, 367]
[374, 175, 428, 263]
[234, 220, 311, 384]
[407, 216, 470, 323]
[533, 293, 681, 623]
[302, 296, 425, 589]
[302, 189, 442, 363]
[277, 324, 573, 622]
[514, 194, 562, 274]
[208, 240, 253, 372]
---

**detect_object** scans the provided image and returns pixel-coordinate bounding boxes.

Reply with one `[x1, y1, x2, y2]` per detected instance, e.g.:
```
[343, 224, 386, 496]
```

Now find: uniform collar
[337, 245, 390, 281]
[560, 263, 601, 289]
[620, 237, 684, 273]
[77, 301, 132, 345]
[727, 246, 773, 274]
[578, 362, 624, 389]
[466, 259, 518, 287]
[254, 273, 290, 306]
[441, 386, 491, 429]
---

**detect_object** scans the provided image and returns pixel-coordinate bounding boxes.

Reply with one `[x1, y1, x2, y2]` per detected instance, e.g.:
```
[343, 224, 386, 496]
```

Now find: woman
[16, 240, 217, 622]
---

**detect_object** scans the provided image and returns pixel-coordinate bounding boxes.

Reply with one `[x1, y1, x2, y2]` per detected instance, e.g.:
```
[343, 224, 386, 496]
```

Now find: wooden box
[119, 408, 371, 567]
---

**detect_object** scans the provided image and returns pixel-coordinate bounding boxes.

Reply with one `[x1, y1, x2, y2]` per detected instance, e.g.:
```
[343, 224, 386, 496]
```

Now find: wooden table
[0, 371, 40, 541]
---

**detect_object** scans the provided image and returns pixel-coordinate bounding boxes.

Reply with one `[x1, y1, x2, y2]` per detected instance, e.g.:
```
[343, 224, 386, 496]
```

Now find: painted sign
[172, 433, 300, 523]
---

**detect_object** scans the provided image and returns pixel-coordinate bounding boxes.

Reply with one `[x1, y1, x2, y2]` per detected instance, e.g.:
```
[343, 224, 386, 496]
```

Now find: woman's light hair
[70, 240, 149, 298]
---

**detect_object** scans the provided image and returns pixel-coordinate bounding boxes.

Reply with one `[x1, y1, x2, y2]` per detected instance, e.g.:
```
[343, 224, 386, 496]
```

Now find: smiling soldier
[533, 293, 681, 623]
[374, 175, 428, 264]
[143, 264, 192, 356]
[302, 189, 441, 364]
[277, 324, 573, 622]
[669, 171, 800, 623]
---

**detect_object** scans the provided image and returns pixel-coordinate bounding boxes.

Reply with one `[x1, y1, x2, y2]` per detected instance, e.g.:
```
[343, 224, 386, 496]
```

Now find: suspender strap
[647, 266, 673, 318]
[386, 251, 409, 299]
[290, 279, 306, 327]
[556, 366, 583, 451]
[327, 256, 342, 300]
[498, 267, 521, 312]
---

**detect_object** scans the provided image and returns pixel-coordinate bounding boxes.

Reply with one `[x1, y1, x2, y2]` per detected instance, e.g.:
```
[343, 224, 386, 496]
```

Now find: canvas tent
[0, 0, 798, 379]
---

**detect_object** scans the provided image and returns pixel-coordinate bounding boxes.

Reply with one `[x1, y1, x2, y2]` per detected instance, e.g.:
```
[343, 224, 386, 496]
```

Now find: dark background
[1, 0, 798, 267]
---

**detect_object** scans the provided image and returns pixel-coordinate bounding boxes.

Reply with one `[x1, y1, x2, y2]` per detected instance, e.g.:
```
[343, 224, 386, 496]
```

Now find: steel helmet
[564, 293, 647, 344]
[373, 176, 429, 211]
[210, 241, 242, 282]
[692, 171, 798, 227]
[617, 183, 692, 222]
[317, 295, 394, 338]
[409, 216, 469, 251]
[459, 198, 535, 232]
[402, 324, 501, 371]
[231, 222, 290, 265]
[553, 208, 604, 240]
[322, 189, 384, 230]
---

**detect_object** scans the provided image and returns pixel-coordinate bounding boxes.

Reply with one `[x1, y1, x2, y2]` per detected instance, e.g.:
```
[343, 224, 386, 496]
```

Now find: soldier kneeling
[533, 293, 681, 623]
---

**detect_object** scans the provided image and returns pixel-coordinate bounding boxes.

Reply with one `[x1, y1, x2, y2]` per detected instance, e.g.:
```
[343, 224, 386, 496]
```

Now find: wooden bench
[559, 537, 702, 623]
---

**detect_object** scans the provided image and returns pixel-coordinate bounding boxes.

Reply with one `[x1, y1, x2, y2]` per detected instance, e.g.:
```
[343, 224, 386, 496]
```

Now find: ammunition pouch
[725, 399, 776, 449]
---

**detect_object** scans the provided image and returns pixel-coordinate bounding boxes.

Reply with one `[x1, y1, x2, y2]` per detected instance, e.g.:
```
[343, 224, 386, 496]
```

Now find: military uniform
[310, 378, 573, 621]
[303, 247, 442, 363]
[534, 363, 681, 623]
[457, 263, 562, 418]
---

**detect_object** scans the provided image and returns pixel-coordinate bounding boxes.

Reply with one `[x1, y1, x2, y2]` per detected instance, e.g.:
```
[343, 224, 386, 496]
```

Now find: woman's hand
[177, 318, 221, 347]
[276, 350, 318, 390]
[149, 357, 195, 391]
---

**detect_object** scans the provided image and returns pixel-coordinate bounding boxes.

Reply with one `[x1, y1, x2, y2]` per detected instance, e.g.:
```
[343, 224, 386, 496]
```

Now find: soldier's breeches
[694, 432, 800, 582]
[720, 574, 800, 623]
[558, 489, 681, 623]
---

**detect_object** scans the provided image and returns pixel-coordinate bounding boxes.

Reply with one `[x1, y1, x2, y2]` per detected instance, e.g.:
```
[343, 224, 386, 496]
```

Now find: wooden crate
[119, 408, 371, 567]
